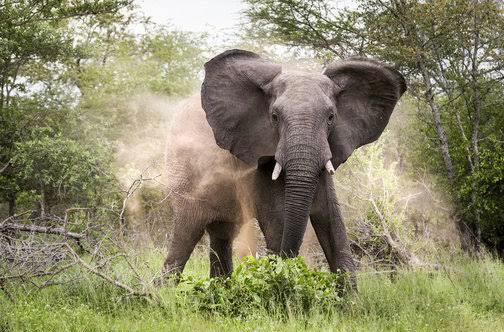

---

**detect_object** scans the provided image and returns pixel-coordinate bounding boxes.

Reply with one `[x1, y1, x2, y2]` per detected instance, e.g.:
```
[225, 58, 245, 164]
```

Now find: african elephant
[162, 49, 406, 279]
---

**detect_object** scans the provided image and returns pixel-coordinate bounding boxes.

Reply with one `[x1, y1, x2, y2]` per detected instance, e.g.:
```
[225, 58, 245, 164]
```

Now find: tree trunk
[417, 57, 478, 253]
[469, 3, 482, 251]
[455, 216, 480, 253]
[418, 59, 455, 181]
[39, 183, 46, 217]
[8, 193, 16, 217]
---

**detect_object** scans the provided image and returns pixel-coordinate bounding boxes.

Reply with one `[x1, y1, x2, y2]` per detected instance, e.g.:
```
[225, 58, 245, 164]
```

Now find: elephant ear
[201, 49, 282, 165]
[323, 57, 407, 167]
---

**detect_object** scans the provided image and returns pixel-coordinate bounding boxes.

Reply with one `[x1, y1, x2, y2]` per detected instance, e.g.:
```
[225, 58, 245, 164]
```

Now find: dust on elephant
[162, 49, 406, 279]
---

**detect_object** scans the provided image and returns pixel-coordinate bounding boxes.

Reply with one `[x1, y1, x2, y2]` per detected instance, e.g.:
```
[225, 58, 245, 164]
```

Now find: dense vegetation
[0, 0, 204, 219]
[1, 253, 503, 331]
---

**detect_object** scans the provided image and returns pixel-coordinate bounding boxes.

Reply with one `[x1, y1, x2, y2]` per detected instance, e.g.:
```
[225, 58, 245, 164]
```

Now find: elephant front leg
[256, 210, 284, 254]
[253, 159, 285, 254]
[310, 173, 356, 283]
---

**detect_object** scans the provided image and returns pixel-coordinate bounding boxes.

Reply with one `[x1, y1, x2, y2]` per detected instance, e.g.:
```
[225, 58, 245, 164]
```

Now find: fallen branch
[0, 222, 84, 241]
[63, 243, 156, 303]
[369, 198, 425, 267]
[0, 210, 33, 224]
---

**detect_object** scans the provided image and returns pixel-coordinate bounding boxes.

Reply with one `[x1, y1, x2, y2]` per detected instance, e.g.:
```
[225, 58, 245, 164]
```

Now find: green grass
[1, 253, 504, 332]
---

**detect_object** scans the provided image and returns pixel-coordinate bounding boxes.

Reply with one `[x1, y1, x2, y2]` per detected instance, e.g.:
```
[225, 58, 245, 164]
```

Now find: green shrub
[176, 255, 347, 317]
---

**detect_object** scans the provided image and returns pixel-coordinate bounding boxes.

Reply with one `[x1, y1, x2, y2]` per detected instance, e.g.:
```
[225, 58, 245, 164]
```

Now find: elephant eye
[328, 113, 334, 123]
[272, 113, 279, 123]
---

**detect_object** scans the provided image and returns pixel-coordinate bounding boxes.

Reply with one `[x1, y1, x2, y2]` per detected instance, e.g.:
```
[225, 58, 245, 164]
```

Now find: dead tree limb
[369, 198, 424, 267]
[0, 222, 84, 241]
[0, 160, 11, 174]
[63, 243, 155, 303]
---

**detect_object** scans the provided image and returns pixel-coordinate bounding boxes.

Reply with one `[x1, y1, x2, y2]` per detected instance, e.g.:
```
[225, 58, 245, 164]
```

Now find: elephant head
[201, 49, 406, 257]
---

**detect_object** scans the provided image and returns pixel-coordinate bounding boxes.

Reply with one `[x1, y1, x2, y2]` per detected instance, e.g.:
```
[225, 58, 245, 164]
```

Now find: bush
[176, 255, 348, 317]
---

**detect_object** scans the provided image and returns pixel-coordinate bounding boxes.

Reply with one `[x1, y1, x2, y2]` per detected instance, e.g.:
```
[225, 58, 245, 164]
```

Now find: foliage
[0, 0, 131, 70]
[0, 87, 120, 214]
[12, 135, 117, 209]
[0, 1, 205, 222]
[177, 255, 346, 317]
[458, 143, 504, 250]
[1, 252, 504, 331]
[75, 26, 205, 143]
[244, 0, 363, 59]
[410, 84, 504, 252]
[0, 0, 131, 216]
[76, 26, 204, 99]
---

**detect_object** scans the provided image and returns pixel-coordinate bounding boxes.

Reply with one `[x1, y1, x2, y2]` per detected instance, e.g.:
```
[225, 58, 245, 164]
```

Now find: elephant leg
[209, 236, 233, 277]
[162, 211, 206, 279]
[253, 158, 285, 254]
[256, 210, 284, 254]
[207, 221, 235, 278]
[310, 173, 356, 277]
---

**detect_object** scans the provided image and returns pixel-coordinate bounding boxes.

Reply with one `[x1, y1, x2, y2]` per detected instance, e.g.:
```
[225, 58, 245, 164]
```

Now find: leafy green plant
[177, 255, 347, 317]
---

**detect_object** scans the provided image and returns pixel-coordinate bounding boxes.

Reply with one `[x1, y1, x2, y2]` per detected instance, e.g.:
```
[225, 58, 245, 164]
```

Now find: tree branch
[0, 222, 84, 241]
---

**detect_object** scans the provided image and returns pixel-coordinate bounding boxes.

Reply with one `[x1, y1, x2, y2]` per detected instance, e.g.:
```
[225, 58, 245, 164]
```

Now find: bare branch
[0, 222, 84, 241]
[119, 173, 161, 232]
[63, 244, 155, 302]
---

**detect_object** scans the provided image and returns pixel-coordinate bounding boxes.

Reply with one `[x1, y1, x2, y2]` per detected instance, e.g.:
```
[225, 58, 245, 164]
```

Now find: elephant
[161, 49, 406, 280]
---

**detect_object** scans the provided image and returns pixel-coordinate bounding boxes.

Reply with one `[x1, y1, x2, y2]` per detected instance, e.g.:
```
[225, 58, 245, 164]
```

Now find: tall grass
[1, 252, 503, 332]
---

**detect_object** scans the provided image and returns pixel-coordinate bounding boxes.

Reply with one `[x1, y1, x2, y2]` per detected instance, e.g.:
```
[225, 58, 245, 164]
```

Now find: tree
[0, 0, 206, 225]
[245, 0, 366, 58]
[0, 0, 131, 216]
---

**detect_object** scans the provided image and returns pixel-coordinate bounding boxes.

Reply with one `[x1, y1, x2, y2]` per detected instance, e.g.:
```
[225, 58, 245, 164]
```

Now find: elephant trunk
[280, 141, 322, 257]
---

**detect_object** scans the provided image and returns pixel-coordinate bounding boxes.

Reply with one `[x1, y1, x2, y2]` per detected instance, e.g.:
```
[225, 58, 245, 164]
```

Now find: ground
[1, 252, 504, 332]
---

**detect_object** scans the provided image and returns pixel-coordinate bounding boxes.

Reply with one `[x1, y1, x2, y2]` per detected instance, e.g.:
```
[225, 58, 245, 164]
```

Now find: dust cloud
[114, 91, 457, 264]
[163, 97, 260, 256]
[114, 94, 260, 254]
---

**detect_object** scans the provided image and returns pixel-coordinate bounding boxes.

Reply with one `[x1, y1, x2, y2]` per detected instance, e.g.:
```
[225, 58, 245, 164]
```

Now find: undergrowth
[177, 255, 348, 316]
[1, 253, 504, 331]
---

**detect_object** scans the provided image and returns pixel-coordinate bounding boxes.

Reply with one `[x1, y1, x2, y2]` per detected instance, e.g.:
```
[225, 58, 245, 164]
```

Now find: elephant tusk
[272, 162, 282, 180]
[325, 160, 335, 175]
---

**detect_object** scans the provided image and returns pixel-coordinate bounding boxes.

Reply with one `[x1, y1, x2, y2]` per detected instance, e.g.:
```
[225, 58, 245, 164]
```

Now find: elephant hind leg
[209, 236, 233, 277]
[162, 212, 206, 279]
[207, 221, 236, 278]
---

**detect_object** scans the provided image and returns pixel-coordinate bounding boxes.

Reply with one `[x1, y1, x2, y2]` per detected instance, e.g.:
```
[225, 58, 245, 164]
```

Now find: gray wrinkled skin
[162, 49, 406, 280]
